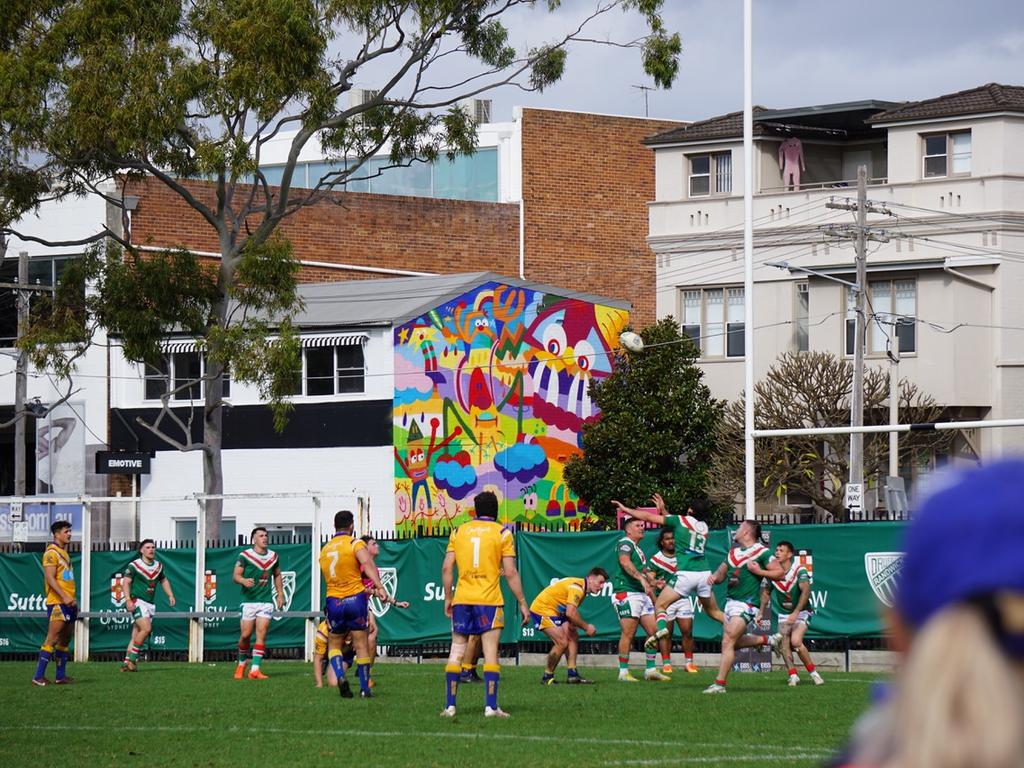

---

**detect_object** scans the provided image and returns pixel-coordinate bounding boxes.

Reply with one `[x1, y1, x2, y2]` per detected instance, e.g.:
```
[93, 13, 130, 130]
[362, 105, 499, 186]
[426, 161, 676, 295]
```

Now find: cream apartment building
[647, 84, 1024, 503]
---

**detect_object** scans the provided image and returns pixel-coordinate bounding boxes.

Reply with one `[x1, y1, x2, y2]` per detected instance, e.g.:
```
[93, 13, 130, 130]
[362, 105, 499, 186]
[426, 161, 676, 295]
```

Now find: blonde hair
[885, 601, 1024, 768]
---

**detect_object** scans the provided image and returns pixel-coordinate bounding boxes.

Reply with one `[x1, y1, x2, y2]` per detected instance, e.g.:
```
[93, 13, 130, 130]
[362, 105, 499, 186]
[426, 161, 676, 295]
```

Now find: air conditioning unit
[459, 98, 492, 124]
[349, 88, 379, 108]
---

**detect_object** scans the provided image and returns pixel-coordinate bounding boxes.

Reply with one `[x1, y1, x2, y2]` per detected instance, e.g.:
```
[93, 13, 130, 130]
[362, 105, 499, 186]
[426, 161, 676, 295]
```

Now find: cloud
[434, 455, 477, 500]
[495, 442, 550, 483]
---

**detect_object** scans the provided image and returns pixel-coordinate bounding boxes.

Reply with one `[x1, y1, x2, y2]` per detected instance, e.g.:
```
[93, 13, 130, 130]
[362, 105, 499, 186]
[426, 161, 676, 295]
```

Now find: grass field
[0, 661, 878, 767]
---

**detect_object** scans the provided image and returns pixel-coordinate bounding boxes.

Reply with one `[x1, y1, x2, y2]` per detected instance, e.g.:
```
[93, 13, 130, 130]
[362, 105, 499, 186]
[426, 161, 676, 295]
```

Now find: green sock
[645, 652, 656, 670]
[618, 655, 629, 671]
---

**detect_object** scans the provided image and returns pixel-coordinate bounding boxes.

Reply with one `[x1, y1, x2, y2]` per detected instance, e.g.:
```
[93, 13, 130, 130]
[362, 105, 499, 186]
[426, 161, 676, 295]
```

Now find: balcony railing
[759, 176, 888, 194]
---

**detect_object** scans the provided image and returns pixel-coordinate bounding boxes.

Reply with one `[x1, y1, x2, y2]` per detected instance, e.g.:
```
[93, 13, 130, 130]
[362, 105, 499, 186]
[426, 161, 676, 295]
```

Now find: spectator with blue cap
[832, 458, 1024, 768]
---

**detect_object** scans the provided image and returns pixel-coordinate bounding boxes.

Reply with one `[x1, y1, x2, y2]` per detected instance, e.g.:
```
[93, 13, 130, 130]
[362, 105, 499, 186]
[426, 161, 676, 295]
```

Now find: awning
[160, 333, 367, 354]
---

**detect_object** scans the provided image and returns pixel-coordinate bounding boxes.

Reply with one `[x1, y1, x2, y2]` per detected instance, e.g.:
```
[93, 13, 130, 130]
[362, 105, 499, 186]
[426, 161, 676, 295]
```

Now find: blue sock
[328, 650, 346, 681]
[54, 646, 69, 681]
[356, 658, 371, 693]
[444, 663, 460, 708]
[34, 646, 53, 681]
[567, 667, 580, 678]
[484, 663, 500, 710]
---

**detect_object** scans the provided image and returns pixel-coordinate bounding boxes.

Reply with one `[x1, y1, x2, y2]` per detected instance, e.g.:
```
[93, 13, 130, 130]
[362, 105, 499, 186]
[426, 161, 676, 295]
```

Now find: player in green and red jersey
[646, 527, 698, 674]
[759, 540, 824, 686]
[232, 527, 284, 680]
[703, 520, 785, 694]
[608, 515, 667, 682]
[121, 539, 176, 672]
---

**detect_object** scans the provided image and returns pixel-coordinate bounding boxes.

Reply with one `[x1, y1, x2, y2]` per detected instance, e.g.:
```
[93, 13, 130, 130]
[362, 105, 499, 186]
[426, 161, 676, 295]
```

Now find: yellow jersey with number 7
[447, 519, 514, 606]
[319, 534, 366, 599]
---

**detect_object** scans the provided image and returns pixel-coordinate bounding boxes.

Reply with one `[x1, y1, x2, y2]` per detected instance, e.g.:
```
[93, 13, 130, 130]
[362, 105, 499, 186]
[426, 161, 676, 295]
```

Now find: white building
[646, 83, 1024, 503]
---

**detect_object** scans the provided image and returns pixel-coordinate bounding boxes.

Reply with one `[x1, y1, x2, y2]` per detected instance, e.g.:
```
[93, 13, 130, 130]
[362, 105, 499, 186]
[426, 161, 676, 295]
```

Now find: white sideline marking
[600, 753, 830, 766]
[1, 724, 830, 753]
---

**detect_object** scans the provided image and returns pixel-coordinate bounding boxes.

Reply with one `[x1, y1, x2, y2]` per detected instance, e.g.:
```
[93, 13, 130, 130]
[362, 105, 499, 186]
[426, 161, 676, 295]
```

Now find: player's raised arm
[612, 498, 667, 526]
[747, 557, 785, 581]
[501, 555, 531, 625]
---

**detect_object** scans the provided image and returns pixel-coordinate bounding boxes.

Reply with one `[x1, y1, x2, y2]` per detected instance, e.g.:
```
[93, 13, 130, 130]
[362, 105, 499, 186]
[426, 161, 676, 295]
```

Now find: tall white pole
[889, 336, 900, 477]
[743, 0, 756, 520]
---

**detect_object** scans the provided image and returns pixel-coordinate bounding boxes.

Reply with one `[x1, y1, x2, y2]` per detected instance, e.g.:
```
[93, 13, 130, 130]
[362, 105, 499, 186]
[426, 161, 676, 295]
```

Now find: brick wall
[127, 109, 681, 321]
[127, 179, 521, 282]
[519, 109, 681, 326]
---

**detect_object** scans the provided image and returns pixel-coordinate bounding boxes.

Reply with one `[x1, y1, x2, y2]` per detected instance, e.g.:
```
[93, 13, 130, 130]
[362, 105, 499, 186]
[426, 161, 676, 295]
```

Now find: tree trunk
[203, 353, 225, 542]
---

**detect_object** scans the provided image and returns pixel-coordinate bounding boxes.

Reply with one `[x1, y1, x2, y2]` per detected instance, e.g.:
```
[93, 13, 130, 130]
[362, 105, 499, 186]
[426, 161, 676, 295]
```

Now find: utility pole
[14, 250, 29, 495]
[888, 326, 901, 477]
[824, 168, 893, 518]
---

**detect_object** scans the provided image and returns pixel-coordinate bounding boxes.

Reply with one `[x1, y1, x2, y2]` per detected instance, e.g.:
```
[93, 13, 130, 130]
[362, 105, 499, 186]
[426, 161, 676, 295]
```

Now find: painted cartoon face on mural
[393, 281, 628, 532]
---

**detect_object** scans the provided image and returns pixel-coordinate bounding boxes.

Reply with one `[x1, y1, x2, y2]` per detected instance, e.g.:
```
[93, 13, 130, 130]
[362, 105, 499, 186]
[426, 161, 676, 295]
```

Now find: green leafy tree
[709, 351, 953, 518]
[564, 318, 724, 529]
[0, 0, 681, 537]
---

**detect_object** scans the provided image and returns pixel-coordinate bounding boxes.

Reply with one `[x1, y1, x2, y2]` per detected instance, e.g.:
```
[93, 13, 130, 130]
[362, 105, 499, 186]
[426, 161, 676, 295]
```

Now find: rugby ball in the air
[619, 331, 645, 353]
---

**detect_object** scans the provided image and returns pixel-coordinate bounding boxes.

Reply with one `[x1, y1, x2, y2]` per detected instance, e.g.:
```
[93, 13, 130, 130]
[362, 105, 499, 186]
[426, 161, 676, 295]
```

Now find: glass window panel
[870, 282, 892, 354]
[726, 287, 744, 323]
[704, 289, 723, 356]
[370, 159, 433, 197]
[715, 153, 732, 194]
[924, 155, 946, 178]
[894, 280, 915, 318]
[689, 175, 710, 196]
[924, 135, 946, 155]
[305, 347, 334, 396]
[145, 358, 169, 400]
[845, 287, 857, 356]
[952, 133, 971, 173]
[432, 148, 498, 201]
[682, 290, 701, 324]
[307, 161, 349, 191]
[173, 352, 202, 400]
[336, 345, 365, 394]
[28, 259, 53, 286]
[175, 519, 197, 545]
[690, 156, 710, 174]
[259, 165, 286, 187]
[222, 362, 231, 398]
[726, 323, 744, 357]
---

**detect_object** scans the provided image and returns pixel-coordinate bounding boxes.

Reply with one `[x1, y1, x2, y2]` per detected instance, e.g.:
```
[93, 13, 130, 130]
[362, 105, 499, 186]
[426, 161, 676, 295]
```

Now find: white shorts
[131, 598, 156, 621]
[241, 602, 275, 621]
[668, 570, 712, 599]
[612, 591, 655, 620]
[664, 596, 694, 621]
[724, 599, 758, 624]
[778, 610, 813, 627]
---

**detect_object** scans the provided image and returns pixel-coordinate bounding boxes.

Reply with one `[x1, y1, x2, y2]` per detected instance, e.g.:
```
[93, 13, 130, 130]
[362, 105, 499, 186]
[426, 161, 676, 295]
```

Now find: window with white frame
[845, 279, 916, 355]
[679, 287, 744, 358]
[688, 152, 733, 197]
[289, 344, 366, 396]
[795, 282, 809, 352]
[922, 131, 971, 178]
[144, 353, 231, 401]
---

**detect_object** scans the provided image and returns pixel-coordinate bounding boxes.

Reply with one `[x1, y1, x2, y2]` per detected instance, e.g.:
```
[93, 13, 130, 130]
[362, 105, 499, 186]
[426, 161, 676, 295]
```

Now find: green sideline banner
[1, 523, 906, 653]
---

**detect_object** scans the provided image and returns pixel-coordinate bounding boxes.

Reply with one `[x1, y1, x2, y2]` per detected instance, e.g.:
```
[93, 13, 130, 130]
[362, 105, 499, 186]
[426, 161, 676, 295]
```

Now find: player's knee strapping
[483, 663, 500, 710]
[328, 648, 346, 680]
[447, 639, 467, 666]
[444, 662, 461, 707]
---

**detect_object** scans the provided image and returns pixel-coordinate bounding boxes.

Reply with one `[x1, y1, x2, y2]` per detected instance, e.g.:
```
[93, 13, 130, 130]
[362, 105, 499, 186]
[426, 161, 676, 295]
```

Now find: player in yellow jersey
[441, 491, 531, 718]
[319, 510, 387, 699]
[530, 568, 609, 685]
[312, 619, 357, 688]
[33, 520, 76, 686]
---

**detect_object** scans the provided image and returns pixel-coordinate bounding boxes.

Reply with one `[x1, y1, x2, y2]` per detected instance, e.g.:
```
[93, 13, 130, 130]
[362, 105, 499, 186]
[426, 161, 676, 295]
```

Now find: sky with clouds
[421, 0, 1024, 123]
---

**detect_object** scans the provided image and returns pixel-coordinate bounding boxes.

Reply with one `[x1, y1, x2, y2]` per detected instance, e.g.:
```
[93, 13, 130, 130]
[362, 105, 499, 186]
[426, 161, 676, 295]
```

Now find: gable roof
[291, 272, 631, 330]
[867, 83, 1024, 124]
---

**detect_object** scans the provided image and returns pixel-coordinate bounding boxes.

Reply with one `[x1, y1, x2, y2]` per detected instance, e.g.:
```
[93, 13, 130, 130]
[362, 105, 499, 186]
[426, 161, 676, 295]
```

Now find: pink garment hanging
[779, 137, 805, 190]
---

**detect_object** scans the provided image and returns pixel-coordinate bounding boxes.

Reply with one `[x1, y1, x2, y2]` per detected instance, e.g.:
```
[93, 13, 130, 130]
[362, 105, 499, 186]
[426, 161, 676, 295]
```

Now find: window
[679, 287, 744, 358]
[845, 280, 916, 355]
[290, 344, 366, 396]
[0, 256, 80, 346]
[144, 352, 230, 401]
[795, 282, 809, 352]
[923, 131, 971, 178]
[688, 152, 732, 197]
[175, 518, 235, 544]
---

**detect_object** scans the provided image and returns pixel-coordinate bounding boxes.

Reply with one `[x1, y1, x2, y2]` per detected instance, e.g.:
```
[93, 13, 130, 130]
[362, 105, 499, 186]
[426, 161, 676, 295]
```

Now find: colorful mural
[393, 281, 629, 531]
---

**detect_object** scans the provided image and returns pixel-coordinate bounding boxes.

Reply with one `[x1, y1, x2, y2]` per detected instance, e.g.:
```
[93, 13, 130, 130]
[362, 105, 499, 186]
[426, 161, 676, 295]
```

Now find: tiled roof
[867, 83, 1024, 124]
[644, 108, 771, 145]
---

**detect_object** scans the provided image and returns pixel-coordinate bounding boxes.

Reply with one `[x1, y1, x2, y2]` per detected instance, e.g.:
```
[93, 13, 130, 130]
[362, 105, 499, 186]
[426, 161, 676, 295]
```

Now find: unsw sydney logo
[864, 552, 904, 607]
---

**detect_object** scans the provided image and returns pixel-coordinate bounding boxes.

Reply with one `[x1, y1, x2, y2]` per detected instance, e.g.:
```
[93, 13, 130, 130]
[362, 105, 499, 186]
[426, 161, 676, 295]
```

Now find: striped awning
[162, 340, 199, 355]
[160, 333, 367, 354]
[300, 333, 367, 349]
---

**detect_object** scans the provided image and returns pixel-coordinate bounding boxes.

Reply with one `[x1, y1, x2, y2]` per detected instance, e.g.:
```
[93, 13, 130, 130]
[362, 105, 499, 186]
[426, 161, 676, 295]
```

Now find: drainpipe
[942, 265, 995, 292]
[519, 198, 525, 280]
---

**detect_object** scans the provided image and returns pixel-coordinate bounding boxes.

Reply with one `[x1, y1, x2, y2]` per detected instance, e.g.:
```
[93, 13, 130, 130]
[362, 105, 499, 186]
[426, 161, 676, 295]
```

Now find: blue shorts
[451, 604, 504, 635]
[325, 593, 369, 633]
[47, 603, 77, 623]
[530, 611, 566, 630]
